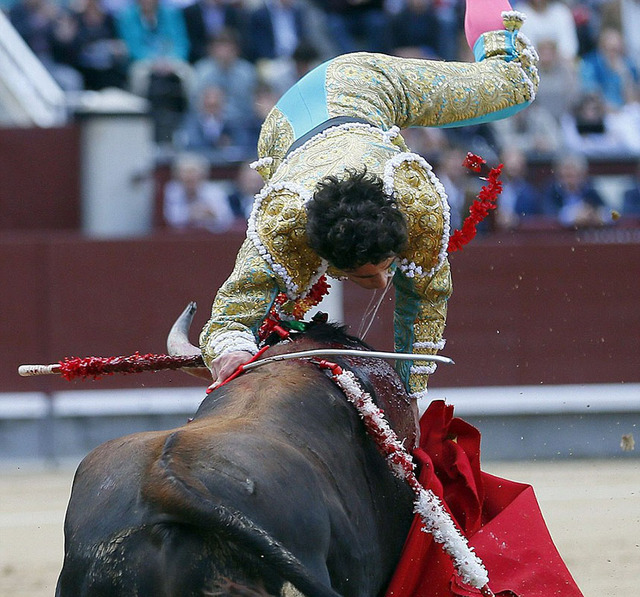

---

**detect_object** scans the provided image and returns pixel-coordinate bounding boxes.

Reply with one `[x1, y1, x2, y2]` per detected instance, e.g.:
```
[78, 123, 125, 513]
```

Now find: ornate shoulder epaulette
[247, 181, 326, 299]
[383, 152, 451, 280]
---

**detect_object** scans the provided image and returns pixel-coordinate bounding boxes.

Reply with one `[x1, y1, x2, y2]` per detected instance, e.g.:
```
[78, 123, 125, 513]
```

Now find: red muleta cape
[385, 400, 584, 597]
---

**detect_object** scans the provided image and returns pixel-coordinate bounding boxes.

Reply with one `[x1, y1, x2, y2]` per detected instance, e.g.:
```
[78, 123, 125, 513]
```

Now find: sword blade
[242, 348, 454, 371]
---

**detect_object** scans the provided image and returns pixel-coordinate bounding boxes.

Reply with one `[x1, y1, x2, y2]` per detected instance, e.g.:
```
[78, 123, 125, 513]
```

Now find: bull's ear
[312, 312, 329, 323]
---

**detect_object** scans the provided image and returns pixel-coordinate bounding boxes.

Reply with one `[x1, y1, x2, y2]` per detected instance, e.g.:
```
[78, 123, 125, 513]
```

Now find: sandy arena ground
[0, 458, 638, 597]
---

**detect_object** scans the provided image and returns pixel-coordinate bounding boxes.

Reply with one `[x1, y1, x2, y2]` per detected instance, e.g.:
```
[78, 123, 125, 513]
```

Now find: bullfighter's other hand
[207, 350, 254, 392]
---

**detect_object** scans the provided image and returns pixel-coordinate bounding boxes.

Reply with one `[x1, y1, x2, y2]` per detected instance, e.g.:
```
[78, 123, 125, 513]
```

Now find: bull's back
[57, 356, 414, 597]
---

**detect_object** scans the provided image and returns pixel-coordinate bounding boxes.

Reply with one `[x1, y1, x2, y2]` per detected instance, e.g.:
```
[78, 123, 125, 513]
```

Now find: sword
[242, 349, 454, 370]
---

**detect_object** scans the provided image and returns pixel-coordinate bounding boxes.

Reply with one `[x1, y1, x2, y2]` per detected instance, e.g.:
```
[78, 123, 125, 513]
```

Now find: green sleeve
[393, 261, 452, 399]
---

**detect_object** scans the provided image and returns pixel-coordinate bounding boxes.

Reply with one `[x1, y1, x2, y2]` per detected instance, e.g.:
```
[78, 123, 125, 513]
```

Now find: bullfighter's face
[343, 258, 395, 290]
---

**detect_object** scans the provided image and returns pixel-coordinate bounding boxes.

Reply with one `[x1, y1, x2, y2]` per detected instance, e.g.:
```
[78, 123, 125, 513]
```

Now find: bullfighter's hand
[207, 350, 254, 392]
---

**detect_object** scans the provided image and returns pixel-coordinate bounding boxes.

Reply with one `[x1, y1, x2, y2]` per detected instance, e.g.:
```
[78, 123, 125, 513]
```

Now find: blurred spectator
[237, 81, 281, 155]
[182, 0, 244, 63]
[491, 104, 561, 156]
[116, 0, 194, 141]
[66, 0, 128, 90]
[495, 147, 542, 229]
[601, 0, 640, 72]
[432, 0, 462, 61]
[244, 0, 311, 63]
[193, 28, 257, 128]
[570, 1, 600, 57]
[389, 0, 440, 59]
[561, 91, 640, 155]
[517, 0, 579, 62]
[580, 27, 639, 111]
[227, 161, 265, 220]
[542, 153, 609, 227]
[444, 123, 500, 166]
[164, 152, 235, 232]
[259, 40, 321, 96]
[621, 160, 640, 217]
[535, 38, 580, 122]
[175, 84, 249, 160]
[436, 146, 475, 232]
[9, 0, 84, 91]
[317, 0, 390, 55]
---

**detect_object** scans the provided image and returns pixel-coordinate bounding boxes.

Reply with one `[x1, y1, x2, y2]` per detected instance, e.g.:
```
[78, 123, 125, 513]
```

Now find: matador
[200, 0, 539, 404]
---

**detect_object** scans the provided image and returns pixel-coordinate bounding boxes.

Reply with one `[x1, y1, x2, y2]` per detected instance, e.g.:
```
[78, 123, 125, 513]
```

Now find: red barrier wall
[0, 127, 80, 231]
[3, 229, 639, 394]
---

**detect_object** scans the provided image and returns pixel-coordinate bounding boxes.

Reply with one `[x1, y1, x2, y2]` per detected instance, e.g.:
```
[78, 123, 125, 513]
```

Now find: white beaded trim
[410, 363, 437, 376]
[414, 488, 489, 588]
[501, 9, 526, 27]
[414, 339, 446, 351]
[410, 388, 429, 402]
[247, 180, 314, 299]
[517, 32, 539, 101]
[383, 152, 451, 279]
[208, 330, 258, 357]
[249, 156, 273, 170]
[398, 258, 423, 278]
[382, 125, 401, 144]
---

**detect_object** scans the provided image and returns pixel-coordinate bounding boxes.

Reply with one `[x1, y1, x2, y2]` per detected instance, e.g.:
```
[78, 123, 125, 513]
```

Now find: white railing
[0, 10, 66, 127]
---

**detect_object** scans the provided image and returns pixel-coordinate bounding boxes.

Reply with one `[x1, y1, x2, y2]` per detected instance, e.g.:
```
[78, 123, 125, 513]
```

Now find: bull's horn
[167, 302, 202, 357]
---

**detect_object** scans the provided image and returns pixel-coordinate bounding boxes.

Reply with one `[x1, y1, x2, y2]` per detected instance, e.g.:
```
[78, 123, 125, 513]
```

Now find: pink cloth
[465, 0, 514, 49]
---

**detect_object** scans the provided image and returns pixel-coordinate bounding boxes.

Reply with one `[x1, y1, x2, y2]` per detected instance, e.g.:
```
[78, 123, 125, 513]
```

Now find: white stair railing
[0, 10, 67, 127]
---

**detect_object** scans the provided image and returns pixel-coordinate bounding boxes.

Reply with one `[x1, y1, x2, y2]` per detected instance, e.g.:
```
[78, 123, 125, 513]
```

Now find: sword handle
[18, 364, 62, 377]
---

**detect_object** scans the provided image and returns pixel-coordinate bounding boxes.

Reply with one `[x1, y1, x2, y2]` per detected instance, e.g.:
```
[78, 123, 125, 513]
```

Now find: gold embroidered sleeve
[325, 29, 538, 130]
[199, 239, 279, 368]
[256, 107, 295, 180]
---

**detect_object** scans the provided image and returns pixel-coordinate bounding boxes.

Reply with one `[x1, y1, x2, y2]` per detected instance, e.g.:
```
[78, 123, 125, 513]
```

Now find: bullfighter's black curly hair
[305, 169, 408, 271]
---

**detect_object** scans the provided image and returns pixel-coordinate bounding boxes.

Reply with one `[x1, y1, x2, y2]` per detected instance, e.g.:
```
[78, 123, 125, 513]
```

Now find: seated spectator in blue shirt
[174, 84, 248, 162]
[244, 0, 310, 63]
[193, 29, 257, 131]
[580, 27, 639, 111]
[231, 81, 280, 160]
[182, 0, 244, 64]
[543, 153, 609, 228]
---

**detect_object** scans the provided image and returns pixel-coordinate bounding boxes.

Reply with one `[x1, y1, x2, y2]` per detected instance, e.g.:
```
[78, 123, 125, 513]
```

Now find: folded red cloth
[385, 400, 584, 597]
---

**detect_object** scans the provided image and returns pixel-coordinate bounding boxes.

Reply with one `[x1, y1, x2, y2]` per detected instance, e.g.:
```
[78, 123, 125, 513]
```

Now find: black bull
[56, 323, 419, 597]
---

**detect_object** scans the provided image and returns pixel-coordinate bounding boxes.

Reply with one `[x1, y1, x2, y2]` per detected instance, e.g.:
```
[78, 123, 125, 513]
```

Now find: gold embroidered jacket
[201, 23, 538, 399]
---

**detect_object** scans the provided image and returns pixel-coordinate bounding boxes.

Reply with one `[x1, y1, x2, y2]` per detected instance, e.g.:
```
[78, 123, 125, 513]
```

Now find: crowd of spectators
[5, 0, 640, 229]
